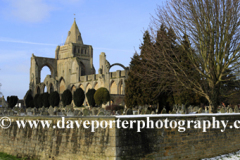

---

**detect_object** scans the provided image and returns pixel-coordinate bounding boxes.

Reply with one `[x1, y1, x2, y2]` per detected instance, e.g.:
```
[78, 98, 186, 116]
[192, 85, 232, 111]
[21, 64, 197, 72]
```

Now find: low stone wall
[0, 114, 240, 159]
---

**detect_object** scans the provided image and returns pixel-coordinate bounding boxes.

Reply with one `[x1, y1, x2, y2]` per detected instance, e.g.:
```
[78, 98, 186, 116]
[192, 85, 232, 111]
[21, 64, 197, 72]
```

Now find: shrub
[33, 94, 40, 108]
[24, 89, 32, 107]
[61, 89, 72, 106]
[86, 89, 96, 107]
[7, 96, 18, 109]
[42, 92, 50, 107]
[49, 91, 60, 107]
[94, 87, 110, 107]
[37, 94, 44, 108]
[74, 88, 85, 107]
[25, 93, 34, 108]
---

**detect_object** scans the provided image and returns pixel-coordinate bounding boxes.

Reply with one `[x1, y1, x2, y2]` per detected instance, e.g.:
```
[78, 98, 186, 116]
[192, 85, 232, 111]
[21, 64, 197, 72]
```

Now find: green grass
[0, 152, 27, 160]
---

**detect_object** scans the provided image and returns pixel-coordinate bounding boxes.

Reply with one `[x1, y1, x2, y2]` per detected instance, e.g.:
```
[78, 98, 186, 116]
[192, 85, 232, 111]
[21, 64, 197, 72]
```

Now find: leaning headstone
[17, 108, 25, 116]
[188, 106, 193, 113]
[83, 109, 90, 116]
[197, 108, 202, 114]
[105, 110, 111, 116]
[172, 109, 177, 114]
[48, 106, 54, 116]
[67, 110, 74, 116]
[226, 106, 230, 113]
[193, 106, 199, 113]
[220, 107, 225, 113]
[73, 110, 80, 116]
[118, 109, 123, 115]
[91, 108, 99, 115]
[78, 111, 83, 116]
[126, 108, 133, 115]
[133, 110, 138, 115]
[161, 108, 167, 114]
[234, 105, 239, 113]
[65, 104, 73, 112]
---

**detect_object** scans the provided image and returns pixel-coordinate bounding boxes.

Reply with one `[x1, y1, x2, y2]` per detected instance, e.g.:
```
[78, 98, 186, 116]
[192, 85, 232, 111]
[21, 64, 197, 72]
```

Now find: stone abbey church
[29, 20, 128, 106]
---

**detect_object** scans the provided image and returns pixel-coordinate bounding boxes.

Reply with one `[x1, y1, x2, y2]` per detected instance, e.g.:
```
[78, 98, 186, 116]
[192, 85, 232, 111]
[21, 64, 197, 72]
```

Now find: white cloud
[8, 0, 53, 23]
[0, 37, 56, 46]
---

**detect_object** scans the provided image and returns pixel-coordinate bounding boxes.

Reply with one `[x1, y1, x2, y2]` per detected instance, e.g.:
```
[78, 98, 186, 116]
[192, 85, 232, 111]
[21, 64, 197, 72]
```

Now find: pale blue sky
[0, 0, 165, 99]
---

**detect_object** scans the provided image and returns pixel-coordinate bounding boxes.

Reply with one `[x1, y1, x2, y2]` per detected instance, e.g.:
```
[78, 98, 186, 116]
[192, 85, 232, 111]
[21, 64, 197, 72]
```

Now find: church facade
[29, 20, 128, 106]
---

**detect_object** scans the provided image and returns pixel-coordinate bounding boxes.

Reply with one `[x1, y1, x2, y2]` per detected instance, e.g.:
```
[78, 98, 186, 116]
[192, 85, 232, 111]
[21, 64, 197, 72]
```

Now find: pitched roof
[65, 19, 83, 45]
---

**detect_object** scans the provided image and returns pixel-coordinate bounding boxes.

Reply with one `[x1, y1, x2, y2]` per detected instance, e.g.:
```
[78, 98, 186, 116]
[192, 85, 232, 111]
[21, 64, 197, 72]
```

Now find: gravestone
[161, 108, 167, 114]
[48, 106, 54, 116]
[220, 107, 225, 113]
[234, 105, 239, 113]
[73, 110, 80, 116]
[126, 108, 133, 115]
[67, 110, 74, 116]
[83, 109, 90, 116]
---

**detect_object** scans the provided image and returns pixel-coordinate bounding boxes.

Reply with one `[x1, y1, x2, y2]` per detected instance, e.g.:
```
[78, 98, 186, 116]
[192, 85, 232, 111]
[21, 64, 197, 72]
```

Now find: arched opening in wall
[109, 64, 125, 73]
[118, 80, 123, 95]
[94, 82, 98, 90]
[79, 84, 84, 93]
[80, 62, 86, 76]
[110, 81, 117, 94]
[71, 85, 76, 95]
[44, 85, 47, 93]
[49, 83, 54, 93]
[85, 83, 92, 106]
[40, 65, 52, 83]
[86, 83, 92, 94]
[59, 78, 66, 94]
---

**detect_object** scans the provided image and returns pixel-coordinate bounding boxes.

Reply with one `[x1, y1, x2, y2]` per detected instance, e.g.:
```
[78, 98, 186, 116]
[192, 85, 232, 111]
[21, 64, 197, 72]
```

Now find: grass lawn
[0, 152, 27, 160]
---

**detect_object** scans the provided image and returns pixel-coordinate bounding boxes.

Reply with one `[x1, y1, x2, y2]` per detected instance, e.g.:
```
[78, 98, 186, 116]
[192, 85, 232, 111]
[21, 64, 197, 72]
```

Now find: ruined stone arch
[118, 80, 123, 95]
[110, 80, 117, 94]
[49, 83, 54, 93]
[71, 85, 76, 94]
[59, 77, 66, 94]
[36, 86, 40, 95]
[39, 63, 55, 82]
[109, 63, 126, 72]
[85, 83, 92, 94]
[79, 84, 84, 92]
[41, 84, 46, 93]
[94, 82, 98, 90]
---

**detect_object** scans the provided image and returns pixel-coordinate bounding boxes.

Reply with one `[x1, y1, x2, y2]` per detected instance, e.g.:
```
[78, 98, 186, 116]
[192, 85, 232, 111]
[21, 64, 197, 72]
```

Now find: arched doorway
[59, 78, 66, 94]
[40, 65, 52, 83]
[110, 81, 117, 94]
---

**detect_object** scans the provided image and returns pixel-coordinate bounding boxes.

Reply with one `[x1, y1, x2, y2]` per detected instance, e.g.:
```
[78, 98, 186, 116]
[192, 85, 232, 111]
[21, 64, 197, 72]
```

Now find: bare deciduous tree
[139, 0, 240, 113]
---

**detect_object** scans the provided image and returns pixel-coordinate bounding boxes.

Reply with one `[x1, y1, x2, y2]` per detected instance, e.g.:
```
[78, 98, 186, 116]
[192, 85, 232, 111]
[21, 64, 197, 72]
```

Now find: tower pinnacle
[65, 19, 83, 45]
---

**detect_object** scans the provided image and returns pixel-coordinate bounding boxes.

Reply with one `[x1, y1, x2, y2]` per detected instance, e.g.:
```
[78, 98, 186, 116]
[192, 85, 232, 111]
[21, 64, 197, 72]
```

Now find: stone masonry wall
[0, 116, 117, 160]
[1, 115, 240, 159]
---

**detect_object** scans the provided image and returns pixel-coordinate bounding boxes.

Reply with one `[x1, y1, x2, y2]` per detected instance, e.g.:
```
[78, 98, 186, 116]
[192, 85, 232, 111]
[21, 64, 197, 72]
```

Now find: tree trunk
[209, 86, 220, 113]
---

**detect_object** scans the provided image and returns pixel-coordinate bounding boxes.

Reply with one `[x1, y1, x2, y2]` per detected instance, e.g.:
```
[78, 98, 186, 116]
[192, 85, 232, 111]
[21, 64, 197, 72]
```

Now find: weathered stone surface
[1, 115, 240, 159]
[29, 20, 128, 107]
